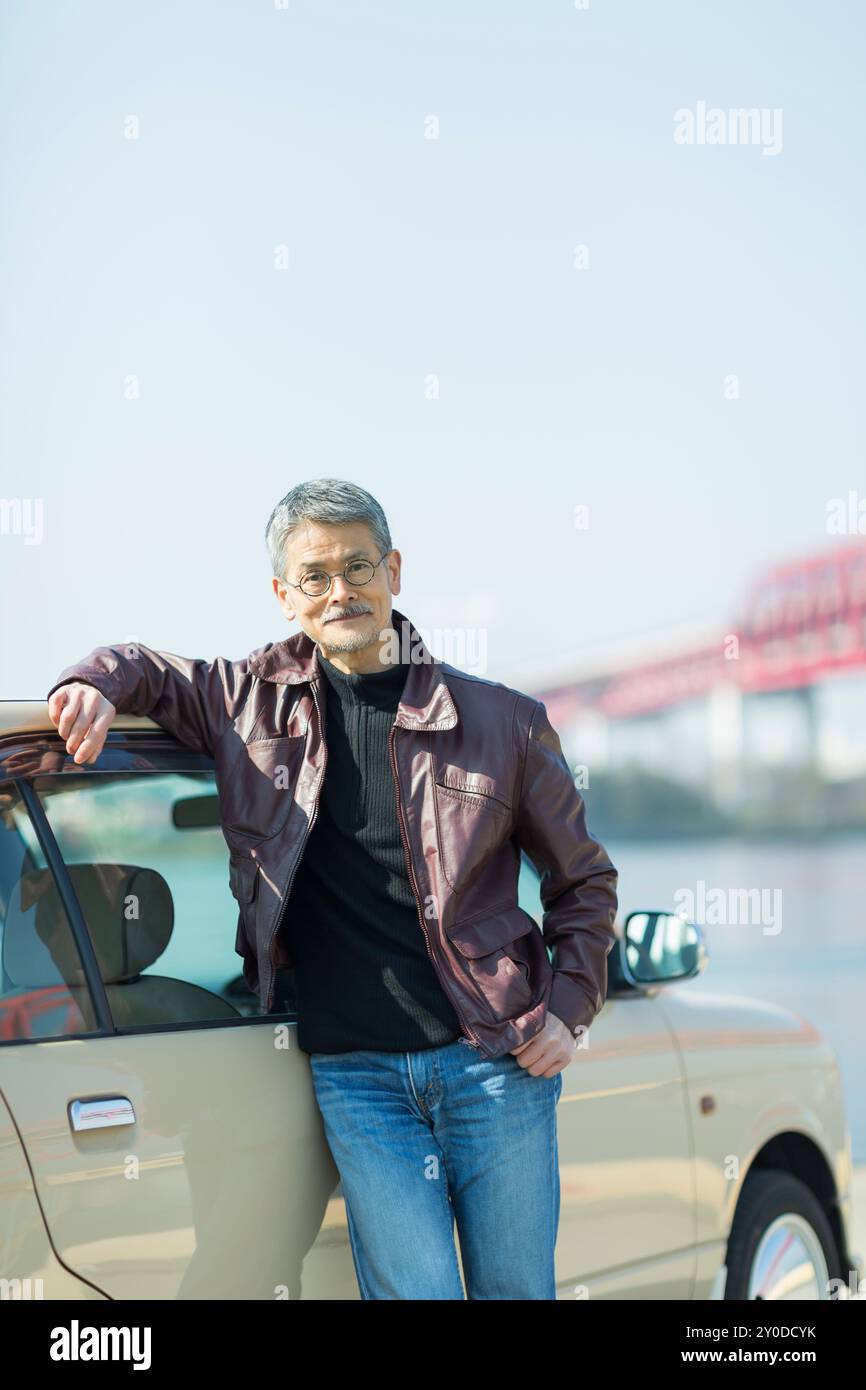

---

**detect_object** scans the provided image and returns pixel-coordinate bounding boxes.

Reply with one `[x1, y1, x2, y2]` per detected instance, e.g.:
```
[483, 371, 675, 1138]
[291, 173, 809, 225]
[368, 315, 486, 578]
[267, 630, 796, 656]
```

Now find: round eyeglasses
[287, 551, 392, 598]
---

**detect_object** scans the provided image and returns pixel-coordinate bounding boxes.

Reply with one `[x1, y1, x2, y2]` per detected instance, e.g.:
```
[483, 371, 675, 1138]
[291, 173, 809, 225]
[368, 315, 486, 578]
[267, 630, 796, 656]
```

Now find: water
[606, 834, 866, 1160]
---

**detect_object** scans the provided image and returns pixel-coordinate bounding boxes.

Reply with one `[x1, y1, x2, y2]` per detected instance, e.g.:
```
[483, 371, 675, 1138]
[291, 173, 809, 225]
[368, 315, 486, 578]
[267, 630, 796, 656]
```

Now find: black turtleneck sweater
[280, 645, 463, 1054]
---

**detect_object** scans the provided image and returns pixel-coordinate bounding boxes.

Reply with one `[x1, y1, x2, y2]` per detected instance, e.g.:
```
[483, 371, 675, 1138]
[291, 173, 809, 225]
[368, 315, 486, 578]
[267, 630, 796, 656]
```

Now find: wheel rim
[747, 1212, 829, 1299]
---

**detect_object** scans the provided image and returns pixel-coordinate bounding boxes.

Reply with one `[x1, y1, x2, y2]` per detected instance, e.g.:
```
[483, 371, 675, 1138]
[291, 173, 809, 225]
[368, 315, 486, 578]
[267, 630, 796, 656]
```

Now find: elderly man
[47, 477, 618, 1301]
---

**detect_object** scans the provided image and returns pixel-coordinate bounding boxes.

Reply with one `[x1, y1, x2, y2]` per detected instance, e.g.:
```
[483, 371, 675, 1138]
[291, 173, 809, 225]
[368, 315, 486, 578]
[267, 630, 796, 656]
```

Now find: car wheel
[724, 1170, 841, 1300]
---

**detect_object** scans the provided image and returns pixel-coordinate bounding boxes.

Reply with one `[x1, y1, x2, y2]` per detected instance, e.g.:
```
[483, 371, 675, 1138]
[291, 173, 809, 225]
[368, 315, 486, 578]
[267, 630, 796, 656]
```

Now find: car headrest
[4, 865, 174, 988]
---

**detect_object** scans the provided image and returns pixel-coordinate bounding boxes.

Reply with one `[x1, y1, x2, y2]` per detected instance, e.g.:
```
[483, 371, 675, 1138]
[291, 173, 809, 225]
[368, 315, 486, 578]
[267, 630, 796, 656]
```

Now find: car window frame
[0, 727, 296, 1048]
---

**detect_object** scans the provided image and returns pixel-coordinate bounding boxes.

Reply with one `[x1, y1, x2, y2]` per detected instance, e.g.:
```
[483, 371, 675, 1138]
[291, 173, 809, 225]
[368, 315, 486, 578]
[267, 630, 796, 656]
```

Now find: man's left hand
[509, 1011, 576, 1078]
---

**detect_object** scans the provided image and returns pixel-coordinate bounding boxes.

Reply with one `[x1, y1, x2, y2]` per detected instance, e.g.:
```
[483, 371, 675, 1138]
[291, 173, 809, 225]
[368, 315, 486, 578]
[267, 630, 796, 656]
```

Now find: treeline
[582, 767, 866, 840]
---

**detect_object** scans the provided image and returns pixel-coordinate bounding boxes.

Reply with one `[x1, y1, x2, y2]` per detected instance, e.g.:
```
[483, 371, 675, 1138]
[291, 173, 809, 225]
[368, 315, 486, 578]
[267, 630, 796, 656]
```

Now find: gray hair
[265, 478, 393, 581]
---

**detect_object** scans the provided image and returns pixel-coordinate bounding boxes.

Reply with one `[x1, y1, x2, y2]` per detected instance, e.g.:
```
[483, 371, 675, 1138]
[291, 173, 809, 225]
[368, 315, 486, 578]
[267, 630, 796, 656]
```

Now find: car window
[29, 769, 280, 1029]
[0, 782, 99, 1041]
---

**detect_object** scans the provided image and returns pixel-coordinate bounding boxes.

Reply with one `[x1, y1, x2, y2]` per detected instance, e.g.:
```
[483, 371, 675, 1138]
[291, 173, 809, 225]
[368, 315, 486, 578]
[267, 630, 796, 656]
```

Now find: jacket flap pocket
[229, 856, 259, 904]
[446, 905, 538, 958]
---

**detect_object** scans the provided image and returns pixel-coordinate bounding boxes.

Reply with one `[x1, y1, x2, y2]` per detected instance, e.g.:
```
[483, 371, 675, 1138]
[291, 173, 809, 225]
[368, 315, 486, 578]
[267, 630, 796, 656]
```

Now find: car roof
[0, 700, 161, 736]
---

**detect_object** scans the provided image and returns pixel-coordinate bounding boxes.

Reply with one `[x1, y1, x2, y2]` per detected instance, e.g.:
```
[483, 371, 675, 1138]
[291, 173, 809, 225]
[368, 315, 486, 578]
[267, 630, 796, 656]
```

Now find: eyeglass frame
[285, 549, 394, 598]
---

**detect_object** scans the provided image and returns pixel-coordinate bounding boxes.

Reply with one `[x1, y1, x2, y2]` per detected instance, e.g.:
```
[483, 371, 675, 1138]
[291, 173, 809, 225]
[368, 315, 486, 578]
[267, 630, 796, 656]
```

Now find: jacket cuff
[548, 973, 601, 1038]
[46, 670, 122, 710]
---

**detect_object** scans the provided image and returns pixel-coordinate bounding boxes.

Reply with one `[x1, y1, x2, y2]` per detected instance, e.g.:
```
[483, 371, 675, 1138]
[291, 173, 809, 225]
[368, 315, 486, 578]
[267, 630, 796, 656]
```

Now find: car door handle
[69, 1097, 136, 1132]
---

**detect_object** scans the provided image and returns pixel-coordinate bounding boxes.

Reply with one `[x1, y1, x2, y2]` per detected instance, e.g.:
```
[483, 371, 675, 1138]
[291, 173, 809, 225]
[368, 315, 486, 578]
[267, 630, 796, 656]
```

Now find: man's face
[272, 520, 402, 658]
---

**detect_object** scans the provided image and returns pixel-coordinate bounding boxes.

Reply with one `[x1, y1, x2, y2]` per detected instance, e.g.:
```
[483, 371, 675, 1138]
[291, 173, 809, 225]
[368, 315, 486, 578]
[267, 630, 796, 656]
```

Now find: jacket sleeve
[46, 643, 243, 758]
[513, 698, 618, 1037]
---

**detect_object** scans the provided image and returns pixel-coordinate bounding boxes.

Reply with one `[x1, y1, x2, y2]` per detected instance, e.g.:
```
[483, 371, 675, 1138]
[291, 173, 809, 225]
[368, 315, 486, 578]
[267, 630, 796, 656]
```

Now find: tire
[724, 1169, 842, 1300]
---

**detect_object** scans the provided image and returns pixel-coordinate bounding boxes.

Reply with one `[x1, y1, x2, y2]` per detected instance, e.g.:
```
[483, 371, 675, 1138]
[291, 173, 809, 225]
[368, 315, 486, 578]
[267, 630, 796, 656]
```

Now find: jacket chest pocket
[219, 734, 305, 842]
[432, 777, 512, 891]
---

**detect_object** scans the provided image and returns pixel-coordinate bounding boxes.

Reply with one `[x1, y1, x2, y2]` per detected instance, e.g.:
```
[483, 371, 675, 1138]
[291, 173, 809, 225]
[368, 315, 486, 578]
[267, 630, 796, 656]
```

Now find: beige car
[0, 703, 861, 1300]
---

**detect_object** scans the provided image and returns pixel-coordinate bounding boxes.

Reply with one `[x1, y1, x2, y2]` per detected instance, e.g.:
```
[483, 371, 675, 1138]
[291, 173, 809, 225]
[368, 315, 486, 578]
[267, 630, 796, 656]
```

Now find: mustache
[325, 605, 372, 622]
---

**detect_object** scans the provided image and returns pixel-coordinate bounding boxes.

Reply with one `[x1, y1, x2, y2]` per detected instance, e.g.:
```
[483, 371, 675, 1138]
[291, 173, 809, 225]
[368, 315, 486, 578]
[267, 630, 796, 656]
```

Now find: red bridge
[534, 541, 866, 724]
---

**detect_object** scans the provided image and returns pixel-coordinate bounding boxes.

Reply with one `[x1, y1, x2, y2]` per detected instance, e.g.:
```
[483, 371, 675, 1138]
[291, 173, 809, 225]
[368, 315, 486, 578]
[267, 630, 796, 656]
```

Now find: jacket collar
[248, 606, 458, 732]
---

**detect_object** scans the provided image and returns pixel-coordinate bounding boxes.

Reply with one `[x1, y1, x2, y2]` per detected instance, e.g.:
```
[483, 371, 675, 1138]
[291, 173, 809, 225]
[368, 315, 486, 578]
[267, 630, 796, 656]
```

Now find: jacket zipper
[388, 722, 483, 1052]
[263, 683, 328, 1013]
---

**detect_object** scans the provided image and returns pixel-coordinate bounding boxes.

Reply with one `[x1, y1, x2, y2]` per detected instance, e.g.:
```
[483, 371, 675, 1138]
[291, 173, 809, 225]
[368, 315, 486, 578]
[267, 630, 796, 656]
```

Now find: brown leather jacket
[47, 607, 618, 1058]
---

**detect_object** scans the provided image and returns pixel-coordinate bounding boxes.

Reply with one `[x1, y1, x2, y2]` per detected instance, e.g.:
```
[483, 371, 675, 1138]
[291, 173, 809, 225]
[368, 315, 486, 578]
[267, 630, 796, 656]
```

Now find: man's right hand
[47, 682, 118, 765]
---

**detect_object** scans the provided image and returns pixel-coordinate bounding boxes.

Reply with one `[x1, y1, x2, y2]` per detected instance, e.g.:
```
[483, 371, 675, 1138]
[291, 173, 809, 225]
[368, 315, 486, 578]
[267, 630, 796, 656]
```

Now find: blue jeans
[308, 1038, 563, 1300]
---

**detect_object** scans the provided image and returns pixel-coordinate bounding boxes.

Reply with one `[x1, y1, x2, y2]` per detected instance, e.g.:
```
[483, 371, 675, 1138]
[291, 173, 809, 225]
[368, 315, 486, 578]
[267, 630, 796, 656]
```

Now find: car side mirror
[621, 910, 707, 986]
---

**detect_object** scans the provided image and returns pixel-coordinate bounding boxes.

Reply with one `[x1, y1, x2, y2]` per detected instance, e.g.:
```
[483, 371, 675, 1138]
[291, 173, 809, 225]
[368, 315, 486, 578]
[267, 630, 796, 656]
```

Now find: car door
[517, 856, 696, 1299]
[0, 717, 355, 1300]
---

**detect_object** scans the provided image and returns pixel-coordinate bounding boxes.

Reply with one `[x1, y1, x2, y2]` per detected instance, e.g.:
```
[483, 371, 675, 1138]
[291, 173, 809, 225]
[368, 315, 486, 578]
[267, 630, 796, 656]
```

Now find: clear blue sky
[2, 0, 864, 696]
